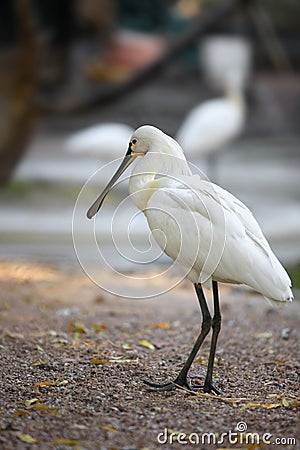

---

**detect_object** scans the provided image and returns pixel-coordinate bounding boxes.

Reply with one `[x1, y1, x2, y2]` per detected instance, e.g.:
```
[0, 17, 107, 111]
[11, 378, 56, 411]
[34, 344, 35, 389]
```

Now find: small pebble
[281, 328, 291, 340]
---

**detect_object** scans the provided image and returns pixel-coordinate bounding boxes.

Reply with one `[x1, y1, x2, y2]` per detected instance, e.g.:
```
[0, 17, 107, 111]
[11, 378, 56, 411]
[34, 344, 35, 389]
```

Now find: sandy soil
[0, 260, 299, 449]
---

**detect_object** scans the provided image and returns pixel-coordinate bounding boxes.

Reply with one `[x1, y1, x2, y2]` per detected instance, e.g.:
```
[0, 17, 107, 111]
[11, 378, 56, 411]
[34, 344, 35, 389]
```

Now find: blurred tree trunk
[0, 0, 37, 186]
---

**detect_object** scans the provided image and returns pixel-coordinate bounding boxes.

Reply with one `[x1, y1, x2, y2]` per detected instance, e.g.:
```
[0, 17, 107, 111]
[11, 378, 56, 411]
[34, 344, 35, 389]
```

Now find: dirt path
[0, 260, 299, 449]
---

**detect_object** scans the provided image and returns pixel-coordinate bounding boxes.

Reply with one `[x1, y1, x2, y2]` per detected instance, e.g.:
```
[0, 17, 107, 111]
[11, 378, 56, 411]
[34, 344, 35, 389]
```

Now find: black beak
[86, 148, 138, 219]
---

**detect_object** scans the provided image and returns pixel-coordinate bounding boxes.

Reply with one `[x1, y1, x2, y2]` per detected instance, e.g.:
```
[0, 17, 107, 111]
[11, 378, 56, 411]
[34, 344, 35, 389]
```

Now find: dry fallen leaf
[71, 424, 88, 430]
[253, 331, 273, 339]
[24, 398, 58, 414]
[24, 398, 39, 408]
[3, 330, 24, 339]
[101, 424, 117, 432]
[31, 360, 52, 370]
[91, 322, 107, 333]
[36, 345, 44, 352]
[68, 321, 88, 334]
[122, 343, 132, 350]
[52, 439, 87, 445]
[34, 378, 68, 392]
[90, 358, 112, 365]
[281, 397, 289, 407]
[261, 403, 281, 409]
[149, 322, 170, 329]
[138, 339, 156, 350]
[240, 397, 298, 411]
[16, 433, 39, 444]
[240, 402, 261, 410]
[13, 409, 30, 417]
[34, 380, 56, 391]
[109, 356, 139, 364]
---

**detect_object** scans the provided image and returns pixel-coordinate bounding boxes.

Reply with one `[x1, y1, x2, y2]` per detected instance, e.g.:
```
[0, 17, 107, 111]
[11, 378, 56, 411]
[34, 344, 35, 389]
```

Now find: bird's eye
[132, 138, 137, 144]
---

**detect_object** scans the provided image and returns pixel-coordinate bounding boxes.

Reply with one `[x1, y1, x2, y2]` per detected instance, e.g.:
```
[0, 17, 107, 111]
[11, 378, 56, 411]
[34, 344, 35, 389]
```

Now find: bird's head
[86, 126, 151, 219]
[86, 125, 189, 219]
[128, 125, 168, 155]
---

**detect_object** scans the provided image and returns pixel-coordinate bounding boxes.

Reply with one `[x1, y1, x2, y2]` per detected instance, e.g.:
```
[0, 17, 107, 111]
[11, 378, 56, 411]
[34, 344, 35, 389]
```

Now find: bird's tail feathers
[264, 291, 293, 308]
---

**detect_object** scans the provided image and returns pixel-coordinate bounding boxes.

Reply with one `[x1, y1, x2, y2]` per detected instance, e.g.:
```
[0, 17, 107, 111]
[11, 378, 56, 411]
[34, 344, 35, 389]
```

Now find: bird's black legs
[203, 281, 221, 394]
[144, 283, 221, 394]
[174, 283, 212, 386]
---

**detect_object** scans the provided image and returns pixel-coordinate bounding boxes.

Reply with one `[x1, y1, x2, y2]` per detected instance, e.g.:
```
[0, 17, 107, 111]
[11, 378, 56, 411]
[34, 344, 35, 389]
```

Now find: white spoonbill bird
[65, 123, 134, 159]
[175, 85, 245, 176]
[87, 125, 293, 394]
[175, 35, 251, 177]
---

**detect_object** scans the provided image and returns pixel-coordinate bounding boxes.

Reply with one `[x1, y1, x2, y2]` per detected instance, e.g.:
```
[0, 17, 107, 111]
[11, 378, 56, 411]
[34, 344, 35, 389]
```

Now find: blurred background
[0, 0, 299, 288]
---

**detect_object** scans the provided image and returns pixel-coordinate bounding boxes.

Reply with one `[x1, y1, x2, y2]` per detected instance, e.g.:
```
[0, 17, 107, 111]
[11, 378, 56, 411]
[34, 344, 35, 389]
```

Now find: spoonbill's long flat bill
[87, 125, 293, 394]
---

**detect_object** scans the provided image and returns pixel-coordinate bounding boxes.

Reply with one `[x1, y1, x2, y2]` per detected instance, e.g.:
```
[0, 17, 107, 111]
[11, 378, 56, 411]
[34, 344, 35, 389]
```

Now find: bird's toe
[143, 379, 176, 391]
[202, 381, 221, 395]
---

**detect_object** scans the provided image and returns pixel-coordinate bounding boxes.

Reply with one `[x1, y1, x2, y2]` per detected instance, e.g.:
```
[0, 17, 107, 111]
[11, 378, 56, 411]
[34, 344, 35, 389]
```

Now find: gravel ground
[0, 260, 299, 450]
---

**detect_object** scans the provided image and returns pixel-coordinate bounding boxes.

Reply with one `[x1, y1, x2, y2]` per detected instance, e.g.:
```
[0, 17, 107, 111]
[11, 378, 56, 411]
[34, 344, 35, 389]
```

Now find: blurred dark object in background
[0, 0, 37, 186]
[0, 0, 299, 186]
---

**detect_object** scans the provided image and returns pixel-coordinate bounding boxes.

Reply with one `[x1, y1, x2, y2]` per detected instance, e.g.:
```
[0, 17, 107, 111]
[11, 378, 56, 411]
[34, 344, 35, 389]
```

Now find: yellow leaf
[281, 397, 290, 407]
[32, 360, 48, 367]
[16, 433, 39, 444]
[138, 339, 155, 350]
[149, 322, 170, 329]
[90, 358, 112, 365]
[101, 425, 117, 432]
[52, 439, 86, 445]
[49, 330, 58, 336]
[91, 322, 107, 333]
[34, 380, 55, 391]
[166, 429, 183, 441]
[240, 402, 261, 410]
[167, 429, 181, 436]
[34, 377, 67, 391]
[13, 409, 30, 417]
[122, 343, 131, 350]
[3, 330, 24, 339]
[291, 399, 300, 407]
[68, 321, 88, 334]
[265, 348, 274, 354]
[52, 338, 68, 344]
[262, 403, 281, 409]
[71, 424, 88, 430]
[25, 399, 58, 413]
[253, 332, 273, 339]
[24, 398, 39, 407]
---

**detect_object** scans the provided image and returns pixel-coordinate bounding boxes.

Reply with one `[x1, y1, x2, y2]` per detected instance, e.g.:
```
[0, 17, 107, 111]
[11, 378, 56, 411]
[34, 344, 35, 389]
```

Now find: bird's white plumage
[200, 35, 252, 92]
[175, 93, 245, 157]
[127, 126, 293, 304]
[65, 123, 134, 158]
[174, 35, 250, 164]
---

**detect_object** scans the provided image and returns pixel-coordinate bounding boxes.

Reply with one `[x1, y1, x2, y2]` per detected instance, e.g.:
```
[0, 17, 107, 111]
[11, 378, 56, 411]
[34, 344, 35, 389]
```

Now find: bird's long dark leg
[143, 283, 212, 392]
[203, 281, 221, 394]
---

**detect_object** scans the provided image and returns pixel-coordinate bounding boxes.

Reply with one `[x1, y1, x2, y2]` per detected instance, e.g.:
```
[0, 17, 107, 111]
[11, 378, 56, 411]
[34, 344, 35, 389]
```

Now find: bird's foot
[202, 380, 221, 395]
[181, 375, 221, 395]
[143, 376, 193, 393]
[143, 376, 221, 395]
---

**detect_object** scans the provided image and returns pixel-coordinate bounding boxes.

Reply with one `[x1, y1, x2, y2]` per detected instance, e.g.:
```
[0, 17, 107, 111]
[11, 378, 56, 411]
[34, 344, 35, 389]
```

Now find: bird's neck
[226, 85, 245, 111]
[129, 150, 191, 211]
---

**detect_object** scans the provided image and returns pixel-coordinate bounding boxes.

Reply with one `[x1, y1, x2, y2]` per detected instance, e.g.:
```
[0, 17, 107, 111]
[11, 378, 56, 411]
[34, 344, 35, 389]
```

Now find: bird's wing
[176, 100, 244, 155]
[145, 176, 292, 301]
[145, 177, 229, 285]
[187, 177, 282, 265]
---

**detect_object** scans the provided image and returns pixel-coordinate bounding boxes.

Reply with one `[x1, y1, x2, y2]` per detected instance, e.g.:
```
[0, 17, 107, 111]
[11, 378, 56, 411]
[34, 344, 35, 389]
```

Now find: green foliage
[287, 264, 300, 289]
